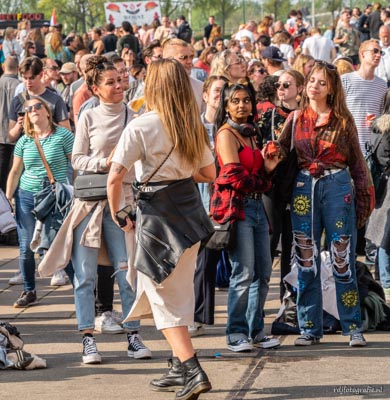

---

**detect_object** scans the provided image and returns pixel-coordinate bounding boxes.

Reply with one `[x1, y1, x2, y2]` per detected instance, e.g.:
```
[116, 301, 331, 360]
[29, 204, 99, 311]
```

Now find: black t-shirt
[102, 33, 118, 53]
[204, 24, 213, 40]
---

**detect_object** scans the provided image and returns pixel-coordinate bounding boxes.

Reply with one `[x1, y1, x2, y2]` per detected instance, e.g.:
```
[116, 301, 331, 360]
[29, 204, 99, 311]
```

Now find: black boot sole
[175, 381, 212, 400]
[149, 383, 183, 392]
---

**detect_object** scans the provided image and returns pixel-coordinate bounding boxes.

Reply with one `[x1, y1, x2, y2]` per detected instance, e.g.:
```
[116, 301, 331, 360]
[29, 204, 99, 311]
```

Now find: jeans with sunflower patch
[291, 169, 363, 338]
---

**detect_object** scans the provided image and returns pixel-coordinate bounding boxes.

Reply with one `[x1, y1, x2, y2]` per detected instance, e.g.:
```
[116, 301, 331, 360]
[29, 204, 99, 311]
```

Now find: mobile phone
[115, 205, 136, 227]
[18, 111, 26, 117]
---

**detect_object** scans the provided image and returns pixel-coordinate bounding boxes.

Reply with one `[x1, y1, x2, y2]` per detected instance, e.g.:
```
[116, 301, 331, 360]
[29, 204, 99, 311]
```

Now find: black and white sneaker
[82, 335, 102, 364]
[127, 333, 152, 359]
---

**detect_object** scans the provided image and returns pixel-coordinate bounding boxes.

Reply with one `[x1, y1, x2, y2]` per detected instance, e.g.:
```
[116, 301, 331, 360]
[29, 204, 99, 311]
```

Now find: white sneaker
[50, 270, 68, 286]
[95, 311, 124, 334]
[9, 272, 23, 285]
[111, 309, 124, 324]
[253, 335, 280, 349]
[188, 323, 205, 337]
[349, 332, 367, 347]
[82, 335, 102, 364]
[127, 333, 152, 359]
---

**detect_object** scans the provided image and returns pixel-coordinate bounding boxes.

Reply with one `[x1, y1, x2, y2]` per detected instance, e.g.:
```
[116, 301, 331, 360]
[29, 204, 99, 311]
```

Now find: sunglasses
[314, 60, 336, 70]
[275, 81, 292, 89]
[254, 68, 267, 74]
[229, 58, 245, 67]
[363, 48, 385, 56]
[177, 54, 194, 61]
[25, 103, 43, 113]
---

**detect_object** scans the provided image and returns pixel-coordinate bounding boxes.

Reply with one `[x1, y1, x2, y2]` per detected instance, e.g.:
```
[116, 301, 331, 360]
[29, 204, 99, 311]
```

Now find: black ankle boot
[175, 354, 212, 400]
[149, 357, 184, 392]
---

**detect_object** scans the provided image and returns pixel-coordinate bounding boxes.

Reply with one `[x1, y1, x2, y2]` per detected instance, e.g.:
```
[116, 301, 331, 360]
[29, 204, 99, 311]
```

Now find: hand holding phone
[115, 205, 136, 228]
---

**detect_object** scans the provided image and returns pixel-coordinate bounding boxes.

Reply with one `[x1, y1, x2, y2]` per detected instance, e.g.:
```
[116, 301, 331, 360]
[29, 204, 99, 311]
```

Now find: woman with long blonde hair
[107, 59, 214, 399]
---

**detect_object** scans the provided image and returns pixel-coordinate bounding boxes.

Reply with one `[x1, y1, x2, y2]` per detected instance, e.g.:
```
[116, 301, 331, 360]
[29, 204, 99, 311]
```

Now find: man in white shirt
[375, 24, 390, 87]
[302, 27, 336, 63]
[233, 20, 257, 43]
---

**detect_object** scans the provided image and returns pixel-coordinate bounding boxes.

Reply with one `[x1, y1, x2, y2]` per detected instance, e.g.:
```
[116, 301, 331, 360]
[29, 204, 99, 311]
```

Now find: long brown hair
[301, 63, 354, 131]
[144, 59, 210, 167]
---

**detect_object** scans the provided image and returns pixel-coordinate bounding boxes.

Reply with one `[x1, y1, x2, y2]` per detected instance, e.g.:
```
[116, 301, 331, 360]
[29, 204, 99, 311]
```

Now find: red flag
[50, 8, 57, 26]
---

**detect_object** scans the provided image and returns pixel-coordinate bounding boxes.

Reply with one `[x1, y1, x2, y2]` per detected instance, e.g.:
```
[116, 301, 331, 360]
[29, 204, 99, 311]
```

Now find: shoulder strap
[271, 108, 276, 141]
[291, 110, 298, 151]
[138, 146, 174, 189]
[33, 137, 55, 185]
[218, 125, 247, 148]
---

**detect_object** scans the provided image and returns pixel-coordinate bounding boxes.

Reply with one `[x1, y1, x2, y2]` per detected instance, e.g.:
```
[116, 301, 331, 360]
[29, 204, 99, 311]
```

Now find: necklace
[37, 127, 53, 139]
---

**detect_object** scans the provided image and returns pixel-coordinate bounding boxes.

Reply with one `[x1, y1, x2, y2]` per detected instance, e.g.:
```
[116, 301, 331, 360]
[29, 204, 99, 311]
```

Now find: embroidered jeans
[291, 169, 363, 338]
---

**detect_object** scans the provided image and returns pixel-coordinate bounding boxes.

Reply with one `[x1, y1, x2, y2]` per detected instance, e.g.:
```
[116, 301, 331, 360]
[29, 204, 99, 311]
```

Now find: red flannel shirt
[278, 107, 375, 228]
[210, 163, 272, 224]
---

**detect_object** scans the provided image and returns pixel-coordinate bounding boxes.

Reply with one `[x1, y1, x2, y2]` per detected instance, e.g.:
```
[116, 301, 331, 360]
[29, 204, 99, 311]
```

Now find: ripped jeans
[71, 204, 139, 331]
[291, 169, 362, 338]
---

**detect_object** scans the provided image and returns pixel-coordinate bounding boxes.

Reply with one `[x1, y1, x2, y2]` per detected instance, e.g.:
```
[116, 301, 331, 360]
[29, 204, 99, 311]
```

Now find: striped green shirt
[14, 126, 74, 193]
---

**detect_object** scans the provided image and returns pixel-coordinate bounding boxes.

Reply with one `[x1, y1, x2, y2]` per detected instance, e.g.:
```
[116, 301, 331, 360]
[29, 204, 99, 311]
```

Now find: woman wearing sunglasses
[260, 70, 304, 300]
[247, 60, 268, 92]
[211, 79, 283, 352]
[278, 61, 374, 347]
[6, 99, 74, 307]
[210, 49, 247, 83]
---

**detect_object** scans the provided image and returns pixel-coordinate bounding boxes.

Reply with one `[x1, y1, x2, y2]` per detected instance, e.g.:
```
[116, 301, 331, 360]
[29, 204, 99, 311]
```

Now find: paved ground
[0, 245, 389, 400]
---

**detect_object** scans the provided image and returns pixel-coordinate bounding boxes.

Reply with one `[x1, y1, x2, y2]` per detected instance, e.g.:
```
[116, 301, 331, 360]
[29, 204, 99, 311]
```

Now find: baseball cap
[43, 21, 50, 27]
[297, 27, 308, 36]
[60, 62, 77, 74]
[261, 46, 286, 62]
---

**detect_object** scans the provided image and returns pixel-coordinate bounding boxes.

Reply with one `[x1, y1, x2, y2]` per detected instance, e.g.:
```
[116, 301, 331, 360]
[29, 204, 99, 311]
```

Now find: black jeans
[193, 247, 221, 325]
[0, 143, 14, 192]
[95, 265, 115, 315]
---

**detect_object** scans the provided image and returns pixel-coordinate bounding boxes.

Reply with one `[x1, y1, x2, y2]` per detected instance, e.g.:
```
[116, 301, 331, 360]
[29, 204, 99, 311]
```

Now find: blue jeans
[378, 247, 390, 289]
[14, 188, 36, 291]
[71, 204, 139, 331]
[291, 169, 363, 338]
[226, 197, 272, 343]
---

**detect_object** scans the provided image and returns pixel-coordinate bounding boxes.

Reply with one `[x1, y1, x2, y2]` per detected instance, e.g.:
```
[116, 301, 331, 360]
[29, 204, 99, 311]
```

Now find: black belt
[245, 192, 262, 200]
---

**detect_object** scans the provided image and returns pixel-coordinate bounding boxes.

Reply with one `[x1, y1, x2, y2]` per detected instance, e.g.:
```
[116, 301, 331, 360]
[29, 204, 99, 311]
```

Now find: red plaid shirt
[278, 107, 375, 228]
[210, 163, 272, 223]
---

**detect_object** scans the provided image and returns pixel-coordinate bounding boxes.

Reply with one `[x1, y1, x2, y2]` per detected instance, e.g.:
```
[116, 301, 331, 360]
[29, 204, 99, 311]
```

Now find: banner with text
[104, 1, 161, 27]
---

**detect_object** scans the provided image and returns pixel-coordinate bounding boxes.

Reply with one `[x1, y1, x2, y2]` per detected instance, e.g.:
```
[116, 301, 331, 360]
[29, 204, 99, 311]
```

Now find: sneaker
[82, 335, 102, 364]
[13, 291, 37, 308]
[349, 332, 367, 347]
[95, 311, 124, 334]
[127, 333, 152, 359]
[50, 270, 68, 286]
[253, 335, 280, 349]
[188, 323, 205, 337]
[294, 334, 320, 346]
[227, 338, 253, 353]
[111, 309, 124, 324]
[383, 288, 390, 302]
[8, 272, 23, 285]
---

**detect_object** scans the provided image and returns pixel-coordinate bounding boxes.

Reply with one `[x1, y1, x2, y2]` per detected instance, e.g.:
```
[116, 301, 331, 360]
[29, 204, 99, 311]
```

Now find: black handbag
[273, 110, 299, 204]
[73, 173, 108, 201]
[206, 218, 236, 251]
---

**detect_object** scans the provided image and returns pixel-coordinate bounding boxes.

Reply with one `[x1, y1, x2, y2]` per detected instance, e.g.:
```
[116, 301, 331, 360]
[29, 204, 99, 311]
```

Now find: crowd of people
[1, 5, 390, 399]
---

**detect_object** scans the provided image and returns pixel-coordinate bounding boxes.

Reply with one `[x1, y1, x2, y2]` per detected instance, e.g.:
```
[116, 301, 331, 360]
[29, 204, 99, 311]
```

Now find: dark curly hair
[84, 55, 116, 91]
[257, 75, 278, 103]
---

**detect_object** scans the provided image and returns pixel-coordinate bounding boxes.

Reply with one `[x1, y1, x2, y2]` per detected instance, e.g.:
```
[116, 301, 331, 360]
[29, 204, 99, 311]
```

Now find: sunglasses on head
[275, 81, 292, 89]
[314, 60, 336, 70]
[25, 103, 43, 113]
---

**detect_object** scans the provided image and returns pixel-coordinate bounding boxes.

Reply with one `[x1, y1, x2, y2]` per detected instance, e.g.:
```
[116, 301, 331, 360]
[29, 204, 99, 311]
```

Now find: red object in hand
[265, 141, 279, 158]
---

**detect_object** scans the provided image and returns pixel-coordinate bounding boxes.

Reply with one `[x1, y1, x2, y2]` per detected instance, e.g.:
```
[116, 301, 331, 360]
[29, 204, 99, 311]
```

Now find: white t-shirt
[113, 111, 214, 183]
[302, 34, 335, 63]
